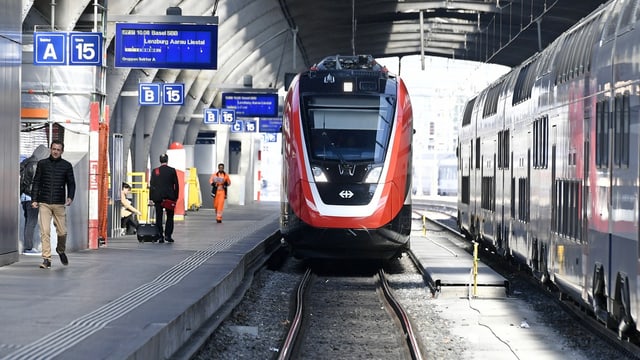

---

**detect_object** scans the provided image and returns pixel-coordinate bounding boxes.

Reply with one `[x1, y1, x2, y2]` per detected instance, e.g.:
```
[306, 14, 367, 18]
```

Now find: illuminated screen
[114, 23, 218, 69]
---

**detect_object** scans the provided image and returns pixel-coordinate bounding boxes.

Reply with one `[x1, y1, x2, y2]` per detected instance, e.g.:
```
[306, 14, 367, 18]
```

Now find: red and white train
[280, 54, 413, 260]
[458, 0, 640, 339]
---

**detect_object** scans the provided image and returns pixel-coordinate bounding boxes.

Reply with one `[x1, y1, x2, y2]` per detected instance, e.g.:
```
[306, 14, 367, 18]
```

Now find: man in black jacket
[31, 140, 76, 269]
[149, 154, 179, 243]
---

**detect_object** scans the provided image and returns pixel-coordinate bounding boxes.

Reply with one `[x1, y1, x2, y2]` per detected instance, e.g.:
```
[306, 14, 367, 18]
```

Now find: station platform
[0, 202, 281, 360]
[409, 211, 509, 298]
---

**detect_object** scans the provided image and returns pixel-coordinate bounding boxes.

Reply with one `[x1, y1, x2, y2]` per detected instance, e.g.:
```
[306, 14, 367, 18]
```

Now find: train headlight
[364, 166, 382, 183]
[312, 166, 328, 182]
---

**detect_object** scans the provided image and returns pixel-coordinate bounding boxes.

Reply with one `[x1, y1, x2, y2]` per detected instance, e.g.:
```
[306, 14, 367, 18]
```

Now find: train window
[517, 177, 529, 222]
[462, 97, 475, 126]
[513, 60, 536, 105]
[532, 116, 549, 169]
[497, 130, 509, 169]
[553, 179, 582, 241]
[461, 176, 470, 204]
[555, 33, 572, 84]
[511, 177, 515, 219]
[613, 94, 631, 167]
[475, 137, 480, 169]
[602, 0, 622, 42]
[596, 100, 610, 168]
[481, 176, 495, 211]
[619, 0, 637, 30]
[482, 81, 502, 118]
[302, 95, 394, 163]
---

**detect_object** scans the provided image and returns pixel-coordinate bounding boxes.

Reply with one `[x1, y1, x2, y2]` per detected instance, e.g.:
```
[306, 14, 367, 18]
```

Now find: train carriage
[458, 0, 640, 339]
[280, 55, 413, 260]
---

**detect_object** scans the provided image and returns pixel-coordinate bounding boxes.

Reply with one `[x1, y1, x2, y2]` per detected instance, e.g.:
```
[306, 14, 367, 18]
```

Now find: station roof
[283, 0, 607, 68]
[20, 0, 608, 162]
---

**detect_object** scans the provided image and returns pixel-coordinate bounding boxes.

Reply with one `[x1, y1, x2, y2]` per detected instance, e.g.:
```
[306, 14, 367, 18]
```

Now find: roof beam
[395, 0, 500, 13]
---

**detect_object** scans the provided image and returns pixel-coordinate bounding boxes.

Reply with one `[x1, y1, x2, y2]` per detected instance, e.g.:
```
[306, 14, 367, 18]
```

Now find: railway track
[277, 265, 425, 360]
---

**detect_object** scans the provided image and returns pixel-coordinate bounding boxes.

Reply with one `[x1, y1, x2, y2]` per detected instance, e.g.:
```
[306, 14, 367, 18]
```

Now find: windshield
[301, 95, 395, 163]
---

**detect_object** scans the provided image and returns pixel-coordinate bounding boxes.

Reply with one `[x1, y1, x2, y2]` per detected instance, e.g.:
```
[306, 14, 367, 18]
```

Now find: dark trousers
[154, 203, 174, 240]
[21, 200, 39, 250]
[121, 214, 139, 235]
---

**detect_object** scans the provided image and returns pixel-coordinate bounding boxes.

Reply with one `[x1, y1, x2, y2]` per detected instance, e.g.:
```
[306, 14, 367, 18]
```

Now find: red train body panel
[280, 55, 413, 260]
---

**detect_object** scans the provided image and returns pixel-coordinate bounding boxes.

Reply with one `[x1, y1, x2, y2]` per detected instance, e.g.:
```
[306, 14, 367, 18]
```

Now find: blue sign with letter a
[34, 33, 66, 65]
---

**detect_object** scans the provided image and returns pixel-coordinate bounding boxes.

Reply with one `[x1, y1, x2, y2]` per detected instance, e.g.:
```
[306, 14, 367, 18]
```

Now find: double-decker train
[280, 54, 413, 260]
[458, 0, 640, 339]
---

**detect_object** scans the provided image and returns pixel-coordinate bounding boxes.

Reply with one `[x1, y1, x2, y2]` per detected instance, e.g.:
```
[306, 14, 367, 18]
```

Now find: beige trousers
[38, 203, 67, 260]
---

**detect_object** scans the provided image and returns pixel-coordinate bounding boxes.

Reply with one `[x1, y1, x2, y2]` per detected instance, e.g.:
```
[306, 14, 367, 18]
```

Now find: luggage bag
[137, 205, 162, 243]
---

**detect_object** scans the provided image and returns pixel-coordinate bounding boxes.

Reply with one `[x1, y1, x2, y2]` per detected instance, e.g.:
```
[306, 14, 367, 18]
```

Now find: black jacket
[31, 156, 76, 205]
[149, 164, 179, 203]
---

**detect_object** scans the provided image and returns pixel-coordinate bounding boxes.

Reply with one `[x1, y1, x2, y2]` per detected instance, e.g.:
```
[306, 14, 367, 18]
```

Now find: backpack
[19, 157, 37, 196]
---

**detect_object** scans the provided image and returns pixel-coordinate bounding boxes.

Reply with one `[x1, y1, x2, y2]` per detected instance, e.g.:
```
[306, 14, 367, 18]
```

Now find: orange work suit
[209, 171, 231, 222]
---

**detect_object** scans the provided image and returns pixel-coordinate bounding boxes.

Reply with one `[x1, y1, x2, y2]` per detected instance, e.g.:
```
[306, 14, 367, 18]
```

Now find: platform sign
[259, 118, 283, 133]
[69, 33, 102, 65]
[203, 108, 219, 124]
[221, 93, 278, 117]
[34, 32, 66, 65]
[114, 23, 218, 69]
[162, 83, 184, 105]
[138, 83, 161, 105]
[34, 32, 103, 66]
[231, 120, 244, 133]
[244, 120, 257, 133]
[220, 109, 235, 124]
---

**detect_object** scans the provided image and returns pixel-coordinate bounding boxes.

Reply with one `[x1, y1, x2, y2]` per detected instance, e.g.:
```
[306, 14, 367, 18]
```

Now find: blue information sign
[34, 32, 66, 65]
[259, 118, 283, 133]
[231, 120, 244, 133]
[138, 83, 161, 105]
[221, 93, 278, 117]
[220, 109, 235, 124]
[114, 23, 218, 69]
[203, 108, 219, 124]
[162, 83, 184, 105]
[69, 33, 102, 65]
[244, 120, 257, 132]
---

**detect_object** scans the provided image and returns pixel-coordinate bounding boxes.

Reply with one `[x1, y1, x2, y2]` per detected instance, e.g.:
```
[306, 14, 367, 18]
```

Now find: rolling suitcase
[137, 205, 162, 243]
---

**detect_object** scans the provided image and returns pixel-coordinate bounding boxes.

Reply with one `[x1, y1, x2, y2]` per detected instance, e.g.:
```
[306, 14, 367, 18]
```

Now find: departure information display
[114, 23, 218, 69]
[221, 93, 279, 118]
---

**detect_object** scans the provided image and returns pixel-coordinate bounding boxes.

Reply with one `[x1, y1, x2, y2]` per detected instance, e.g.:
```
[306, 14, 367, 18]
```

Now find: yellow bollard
[473, 242, 479, 297]
[186, 168, 202, 211]
[422, 215, 426, 236]
[128, 172, 149, 222]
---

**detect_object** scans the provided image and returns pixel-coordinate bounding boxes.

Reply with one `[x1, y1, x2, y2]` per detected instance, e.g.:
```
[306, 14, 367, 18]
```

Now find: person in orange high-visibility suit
[209, 163, 231, 223]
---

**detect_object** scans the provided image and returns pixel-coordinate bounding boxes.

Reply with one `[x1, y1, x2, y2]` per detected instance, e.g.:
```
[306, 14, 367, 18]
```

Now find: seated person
[121, 182, 141, 235]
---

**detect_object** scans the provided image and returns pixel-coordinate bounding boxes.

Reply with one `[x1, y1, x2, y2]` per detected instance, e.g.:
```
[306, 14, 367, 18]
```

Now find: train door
[550, 125, 558, 279]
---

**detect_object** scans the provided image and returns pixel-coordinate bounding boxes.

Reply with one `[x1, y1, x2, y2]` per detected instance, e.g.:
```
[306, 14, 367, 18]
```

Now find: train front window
[302, 95, 395, 163]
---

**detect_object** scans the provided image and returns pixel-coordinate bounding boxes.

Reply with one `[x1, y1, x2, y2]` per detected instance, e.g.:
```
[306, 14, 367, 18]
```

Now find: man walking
[149, 154, 179, 243]
[31, 140, 76, 269]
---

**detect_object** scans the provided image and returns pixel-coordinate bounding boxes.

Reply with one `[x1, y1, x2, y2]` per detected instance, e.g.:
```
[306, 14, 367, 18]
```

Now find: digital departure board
[114, 23, 218, 69]
[221, 93, 279, 118]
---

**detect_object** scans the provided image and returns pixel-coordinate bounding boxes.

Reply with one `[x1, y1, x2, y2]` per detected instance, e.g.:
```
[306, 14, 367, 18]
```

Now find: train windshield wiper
[320, 131, 350, 165]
